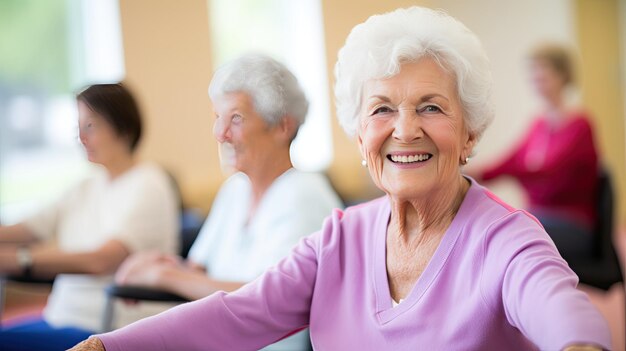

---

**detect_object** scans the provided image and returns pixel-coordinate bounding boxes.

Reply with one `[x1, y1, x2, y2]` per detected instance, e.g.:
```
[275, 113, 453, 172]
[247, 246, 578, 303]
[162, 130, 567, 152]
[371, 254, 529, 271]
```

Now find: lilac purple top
[99, 178, 610, 350]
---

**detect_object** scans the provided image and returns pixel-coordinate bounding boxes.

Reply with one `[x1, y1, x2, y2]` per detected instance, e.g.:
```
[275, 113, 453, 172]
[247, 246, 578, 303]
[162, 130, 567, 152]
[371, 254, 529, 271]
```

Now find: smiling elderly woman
[70, 7, 610, 351]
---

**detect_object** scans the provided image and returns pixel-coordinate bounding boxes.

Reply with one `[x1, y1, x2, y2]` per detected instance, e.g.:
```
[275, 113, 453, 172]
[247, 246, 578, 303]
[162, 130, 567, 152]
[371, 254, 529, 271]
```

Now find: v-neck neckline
[373, 179, 476, 324]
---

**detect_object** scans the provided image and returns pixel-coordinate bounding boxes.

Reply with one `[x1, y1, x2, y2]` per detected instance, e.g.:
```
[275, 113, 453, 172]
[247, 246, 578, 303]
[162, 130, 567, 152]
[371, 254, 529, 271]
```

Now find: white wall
[432, 0, 576, 206]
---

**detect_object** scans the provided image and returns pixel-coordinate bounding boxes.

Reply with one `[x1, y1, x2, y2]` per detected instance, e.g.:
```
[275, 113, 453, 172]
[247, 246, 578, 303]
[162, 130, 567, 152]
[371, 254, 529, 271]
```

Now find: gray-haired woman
[71, 7, 610, 351]
[107, 54, 341, 351]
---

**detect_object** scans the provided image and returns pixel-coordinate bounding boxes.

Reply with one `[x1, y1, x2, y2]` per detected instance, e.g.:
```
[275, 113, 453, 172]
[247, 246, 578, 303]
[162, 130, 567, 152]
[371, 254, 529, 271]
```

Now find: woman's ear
[118, 132, 134, 153]
[357, 132, 366, 160]
[275, 116, 298, 144]
[461, 131, 477, 162]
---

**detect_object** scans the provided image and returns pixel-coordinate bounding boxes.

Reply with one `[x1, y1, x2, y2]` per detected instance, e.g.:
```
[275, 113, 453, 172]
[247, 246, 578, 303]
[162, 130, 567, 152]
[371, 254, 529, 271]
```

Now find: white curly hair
[334, 6, 494, 140]
[209, 53, 309, 129]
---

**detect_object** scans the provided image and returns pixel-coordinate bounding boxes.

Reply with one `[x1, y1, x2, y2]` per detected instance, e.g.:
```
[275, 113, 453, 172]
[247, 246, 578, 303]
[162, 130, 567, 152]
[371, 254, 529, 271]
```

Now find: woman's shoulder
[463, 181, 544, 234]
[463, 183, 555, 264]
[222, 172, 249, 189]
[274, 169, 330, 192]
[128, 162, 169, 179]
[269, 170, 342, 205]
[113, 163, 179, 200]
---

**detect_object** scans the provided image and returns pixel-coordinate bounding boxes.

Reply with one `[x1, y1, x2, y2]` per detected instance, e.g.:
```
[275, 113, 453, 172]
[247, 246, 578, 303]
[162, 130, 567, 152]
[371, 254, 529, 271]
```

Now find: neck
[104, 153, 136, 180]
[247, 148, 293, 212]
[388, 175, 469, 246]
[544, 91, 566, 114]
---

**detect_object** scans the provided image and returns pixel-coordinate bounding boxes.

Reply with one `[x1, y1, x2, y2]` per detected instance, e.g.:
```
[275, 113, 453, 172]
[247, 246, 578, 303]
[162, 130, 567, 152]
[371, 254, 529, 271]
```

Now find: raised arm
[483, 117, 596, 182]
[482, 212, 611, 350]
[480, 121, 538, 181]
[95, 229, 322, 351]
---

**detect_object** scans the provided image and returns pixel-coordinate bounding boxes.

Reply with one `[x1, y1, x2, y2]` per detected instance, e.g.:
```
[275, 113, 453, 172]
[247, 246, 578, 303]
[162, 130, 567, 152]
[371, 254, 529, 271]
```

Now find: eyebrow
[366, 93, 450, 104]
[215, 108, 242, 117]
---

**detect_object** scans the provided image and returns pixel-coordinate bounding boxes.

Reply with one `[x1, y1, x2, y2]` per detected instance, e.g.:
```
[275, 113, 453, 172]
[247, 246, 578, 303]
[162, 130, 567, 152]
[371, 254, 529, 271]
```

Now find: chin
[385, 177, 434, 199]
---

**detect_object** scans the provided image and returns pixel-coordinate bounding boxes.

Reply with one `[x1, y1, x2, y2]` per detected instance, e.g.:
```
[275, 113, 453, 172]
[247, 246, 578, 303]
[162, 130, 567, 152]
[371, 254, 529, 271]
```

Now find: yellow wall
[575, 0, 626, 225]
[119, 0, 223, 212]
[118, 0, 429, 209]
[117, 0, 625, 224]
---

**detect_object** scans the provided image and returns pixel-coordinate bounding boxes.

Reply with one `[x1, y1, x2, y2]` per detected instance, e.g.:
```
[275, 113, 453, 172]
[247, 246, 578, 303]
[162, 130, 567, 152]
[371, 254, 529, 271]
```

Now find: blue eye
[231, 114, 243, 123]
[420, 105, 442, 113]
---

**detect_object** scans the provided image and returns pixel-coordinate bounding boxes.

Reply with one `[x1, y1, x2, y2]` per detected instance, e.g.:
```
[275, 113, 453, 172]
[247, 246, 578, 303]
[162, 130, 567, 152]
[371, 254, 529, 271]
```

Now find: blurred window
[0, 0, 124, 223]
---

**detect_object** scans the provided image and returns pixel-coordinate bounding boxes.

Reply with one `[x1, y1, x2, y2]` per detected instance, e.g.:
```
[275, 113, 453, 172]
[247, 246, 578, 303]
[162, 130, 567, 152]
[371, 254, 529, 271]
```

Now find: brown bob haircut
[77, 83, 143, 152]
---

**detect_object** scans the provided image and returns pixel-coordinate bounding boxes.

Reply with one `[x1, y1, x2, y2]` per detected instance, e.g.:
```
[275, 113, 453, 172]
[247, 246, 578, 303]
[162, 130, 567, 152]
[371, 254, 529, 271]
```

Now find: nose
[213, 118, 231, 143]
[78, 128, 87, 145]
[392, 109, 423, 143]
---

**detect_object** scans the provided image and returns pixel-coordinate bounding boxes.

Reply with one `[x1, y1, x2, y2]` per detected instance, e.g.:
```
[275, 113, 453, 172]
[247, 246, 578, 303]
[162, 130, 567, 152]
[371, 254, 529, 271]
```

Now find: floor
[1, 281, 50, 324]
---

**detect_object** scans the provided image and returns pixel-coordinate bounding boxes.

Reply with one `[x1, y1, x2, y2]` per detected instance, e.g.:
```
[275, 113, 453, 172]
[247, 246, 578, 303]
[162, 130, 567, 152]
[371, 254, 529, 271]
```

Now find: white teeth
[390, 154, 431, 163]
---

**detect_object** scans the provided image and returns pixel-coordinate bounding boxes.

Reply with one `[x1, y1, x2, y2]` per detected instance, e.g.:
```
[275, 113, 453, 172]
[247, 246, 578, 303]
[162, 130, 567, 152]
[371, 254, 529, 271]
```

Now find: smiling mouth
[387, 153, 433, 164]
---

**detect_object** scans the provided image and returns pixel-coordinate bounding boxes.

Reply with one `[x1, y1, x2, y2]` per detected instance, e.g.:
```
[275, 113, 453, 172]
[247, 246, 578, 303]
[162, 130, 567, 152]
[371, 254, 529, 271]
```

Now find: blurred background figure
[0, 83, 179, 351]
[476, 43, 599, 264]
[114, 54, 342, 351]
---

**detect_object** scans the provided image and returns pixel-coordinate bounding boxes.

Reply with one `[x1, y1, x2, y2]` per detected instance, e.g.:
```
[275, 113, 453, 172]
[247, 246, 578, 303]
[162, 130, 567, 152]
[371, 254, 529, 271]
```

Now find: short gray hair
[334, 6, 494, 140]
[209, 54, 309, 129]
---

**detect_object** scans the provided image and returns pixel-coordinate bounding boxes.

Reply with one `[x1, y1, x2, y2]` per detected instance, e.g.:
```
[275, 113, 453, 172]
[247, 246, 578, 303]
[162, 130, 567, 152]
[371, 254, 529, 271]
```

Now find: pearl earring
[361, 159, 367, 167]
[462, 157, 470, 165]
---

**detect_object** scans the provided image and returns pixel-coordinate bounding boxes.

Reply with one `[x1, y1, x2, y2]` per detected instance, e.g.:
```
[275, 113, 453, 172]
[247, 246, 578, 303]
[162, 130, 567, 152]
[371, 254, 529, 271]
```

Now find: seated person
[114, 54, 342, 351]
[71, 8, 609, 351]
[477, 43, 600, 263]
[0, 83, 180, 351]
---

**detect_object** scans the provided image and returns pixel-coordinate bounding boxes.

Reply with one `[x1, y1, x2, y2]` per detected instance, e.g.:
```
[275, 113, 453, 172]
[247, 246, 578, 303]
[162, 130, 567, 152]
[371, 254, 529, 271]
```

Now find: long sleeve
[21, 182, 76, 241]
[522, 117, 596, 178]
[483, 117, 597, 181]
[98, 225, 323, 351]
[481, 121, 537, 181]
[481, 211, 611, 350]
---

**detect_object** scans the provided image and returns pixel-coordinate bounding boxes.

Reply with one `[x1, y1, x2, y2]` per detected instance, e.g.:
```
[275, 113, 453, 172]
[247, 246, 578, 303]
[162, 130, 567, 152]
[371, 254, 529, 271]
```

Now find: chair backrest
[593, 168, 614, 258]
[163, 169, 205, 258]
[180, 210, 204, 258]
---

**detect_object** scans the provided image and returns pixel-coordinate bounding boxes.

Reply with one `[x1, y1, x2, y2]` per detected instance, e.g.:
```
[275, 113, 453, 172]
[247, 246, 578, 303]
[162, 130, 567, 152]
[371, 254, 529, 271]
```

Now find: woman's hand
[67, 337, 106, 351]
[114, 251, 182, 288]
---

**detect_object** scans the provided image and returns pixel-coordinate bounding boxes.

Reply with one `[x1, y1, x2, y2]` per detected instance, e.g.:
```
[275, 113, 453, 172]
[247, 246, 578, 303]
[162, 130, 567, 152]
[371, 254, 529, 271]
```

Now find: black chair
[568, 168, 623, 290]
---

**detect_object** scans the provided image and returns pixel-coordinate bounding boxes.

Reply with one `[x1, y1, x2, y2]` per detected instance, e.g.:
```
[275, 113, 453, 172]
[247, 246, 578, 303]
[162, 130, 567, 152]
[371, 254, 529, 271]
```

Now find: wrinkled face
[78, 100, 131, 165]
[530, 59, 566, 100]
[357, 58, 476, 200]
[212, 91, 285, 176]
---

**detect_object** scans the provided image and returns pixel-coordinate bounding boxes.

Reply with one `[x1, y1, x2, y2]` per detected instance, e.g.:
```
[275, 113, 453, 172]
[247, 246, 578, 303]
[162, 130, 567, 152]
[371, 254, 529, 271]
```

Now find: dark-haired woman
[0, 83, 179, 351]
